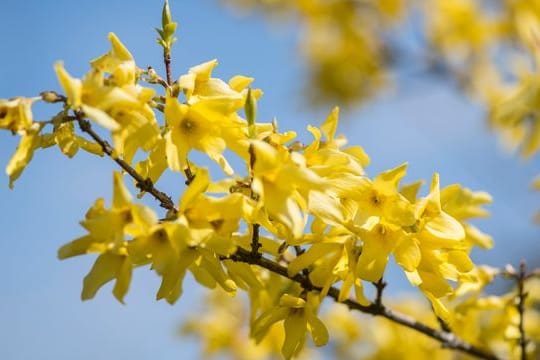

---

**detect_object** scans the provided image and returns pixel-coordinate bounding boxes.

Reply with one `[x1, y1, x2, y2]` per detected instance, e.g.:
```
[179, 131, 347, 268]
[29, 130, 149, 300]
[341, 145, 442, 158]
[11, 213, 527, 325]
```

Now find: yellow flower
[55, 33, 160, 163]
[178, 167, 254, 255]
[251, 292, 328, 360]
[179, 59, 245, 113]
[91, 32, 137, 86]
[0, 97, 38, 134]
[440, 183, 493, 249]
[58, 172, 155, 302]
[50, 121, 103, 158]
[402, 174, 473, 321]
[357, 218, 419, 282]
[288, 229, 370, 305]
[353, 163, 416, 227]
[164, 94, 235, 175]
[304, 107, 369, 182]
[250, 140, 324, 239]
[426, 0, 502, 58]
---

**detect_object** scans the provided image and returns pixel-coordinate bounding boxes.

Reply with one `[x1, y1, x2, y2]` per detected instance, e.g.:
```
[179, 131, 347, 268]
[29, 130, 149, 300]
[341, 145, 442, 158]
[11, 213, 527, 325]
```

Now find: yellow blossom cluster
[183, 276, 540, 360]
[224, 0, 540, 224]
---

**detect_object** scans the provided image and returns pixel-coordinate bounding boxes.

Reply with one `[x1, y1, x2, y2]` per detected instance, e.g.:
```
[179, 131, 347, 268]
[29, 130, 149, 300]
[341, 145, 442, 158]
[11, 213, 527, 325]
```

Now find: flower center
[0, 106, 7, 119]
[153, 228, 168, 244]
[370, 191, 383, 206]
[180, 118, 196, 133]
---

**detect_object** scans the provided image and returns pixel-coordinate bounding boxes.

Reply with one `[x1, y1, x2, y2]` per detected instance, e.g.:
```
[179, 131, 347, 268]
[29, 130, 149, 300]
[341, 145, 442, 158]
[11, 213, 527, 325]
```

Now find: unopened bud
[40, 91, 65, 103]
[245, 88, 257, 138]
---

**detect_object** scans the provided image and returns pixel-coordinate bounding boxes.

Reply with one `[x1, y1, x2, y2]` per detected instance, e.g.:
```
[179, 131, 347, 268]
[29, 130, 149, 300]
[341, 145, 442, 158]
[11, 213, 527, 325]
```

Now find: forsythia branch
[73, 108, 501, 359]
[229, 247, 501, 360]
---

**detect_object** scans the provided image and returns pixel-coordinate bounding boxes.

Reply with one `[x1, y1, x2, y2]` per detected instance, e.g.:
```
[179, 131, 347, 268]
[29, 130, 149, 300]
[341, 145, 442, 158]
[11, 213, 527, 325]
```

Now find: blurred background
[0, 0, 538, 359]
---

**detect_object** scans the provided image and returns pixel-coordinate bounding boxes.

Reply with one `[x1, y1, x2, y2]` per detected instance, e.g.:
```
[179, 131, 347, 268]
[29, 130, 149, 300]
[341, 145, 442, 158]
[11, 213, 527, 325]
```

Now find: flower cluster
[224, 0, 406, 105]
[226, 0, 540, 221]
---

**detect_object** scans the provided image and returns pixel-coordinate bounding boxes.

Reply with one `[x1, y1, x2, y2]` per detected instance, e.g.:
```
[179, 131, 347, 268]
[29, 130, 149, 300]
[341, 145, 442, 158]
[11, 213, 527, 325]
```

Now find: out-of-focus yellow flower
[225, 0, 405, 105]
[252, 292, 328, 359]
[426, 0, 502, 60]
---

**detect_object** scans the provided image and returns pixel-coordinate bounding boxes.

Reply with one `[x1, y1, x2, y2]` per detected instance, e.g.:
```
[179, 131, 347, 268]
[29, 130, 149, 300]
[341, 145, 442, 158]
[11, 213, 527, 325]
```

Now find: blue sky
[0, 1, 539, 359]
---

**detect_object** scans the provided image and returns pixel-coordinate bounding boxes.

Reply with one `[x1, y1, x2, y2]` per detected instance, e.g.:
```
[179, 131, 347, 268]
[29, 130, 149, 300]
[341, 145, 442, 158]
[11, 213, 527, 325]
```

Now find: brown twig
[250, 223, 262, 258]
[293, 245, 312, 287]
[75, 111, 177, 214]
[517, 260, 529, 360]
[164, 49, 172, 86]
[373, 277, 387, 309]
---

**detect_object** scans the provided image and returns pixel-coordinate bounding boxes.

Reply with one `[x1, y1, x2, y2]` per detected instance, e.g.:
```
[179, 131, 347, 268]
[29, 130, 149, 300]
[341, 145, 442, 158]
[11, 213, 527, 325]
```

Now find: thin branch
[294, 245, 312, 287]
[164, 49, 172, 86]
[250, 223, 262, 258]
[373, 277, 387, 309]
[75, 112, 177, 214]
[74, 110, 499, 360]
[517, 260, 529, 360]
[228, 248, 500, 360]
[184, 166, 195, 185]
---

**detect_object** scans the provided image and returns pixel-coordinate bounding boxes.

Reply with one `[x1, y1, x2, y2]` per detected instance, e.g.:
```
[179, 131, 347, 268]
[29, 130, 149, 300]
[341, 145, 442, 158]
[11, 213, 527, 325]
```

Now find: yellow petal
[58, 235, 105, 259]
[354, 278, 370, 306]
[356, 239, 392, 282]
[282, 312, 307, 360]
[279, 294, 307, 308]
[374, 162, 408, 192]
[156, 249, 197, 303]
[188, 59, 218, 81]
[288, 243, 338, 276]
[81, 105, 120, 131]
[228, 75, 254, 91]
[425, 292, 451, 325]
[422, 211, 465, 243]
[107, 32, 133, 61]
[179, 167, 210, 212]
[307, 313, 329, 346]
[320, 106, 339, 141]
[418, 271, 452, 298]
[81, 253, 130, 302]
[200, 253, 237, 294]
[112, 172, 132, 208]
[400, 180, 424, 203]
[112, 255, 132, 303]
[394, 236, 420, 272]
[308, 191, 345, 228]
[164, 131, 187, 172]
[6, 129, 40, 189]
[464, 224, 493, 249]
[251, 307, 288, 342]
[54, 62, 82, 107]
